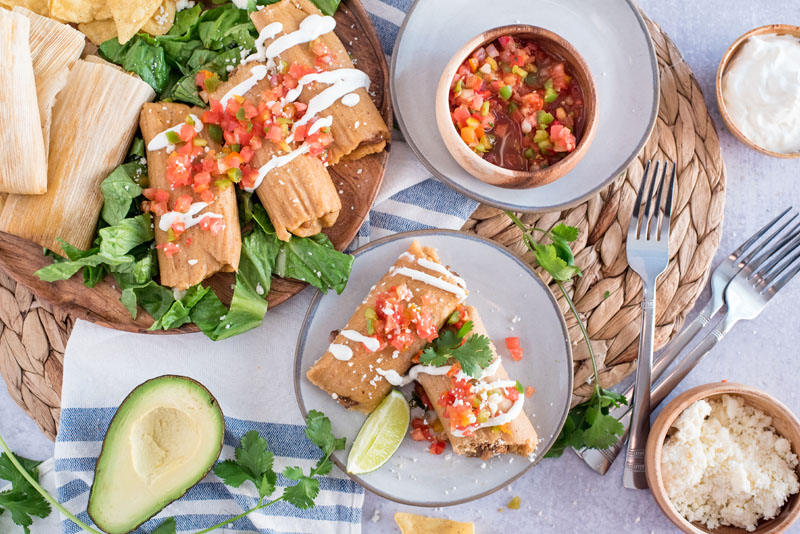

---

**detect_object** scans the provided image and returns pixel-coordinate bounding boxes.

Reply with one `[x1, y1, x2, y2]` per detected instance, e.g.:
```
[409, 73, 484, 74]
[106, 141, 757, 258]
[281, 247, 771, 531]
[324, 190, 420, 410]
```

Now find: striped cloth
[50, 2, 478, 534]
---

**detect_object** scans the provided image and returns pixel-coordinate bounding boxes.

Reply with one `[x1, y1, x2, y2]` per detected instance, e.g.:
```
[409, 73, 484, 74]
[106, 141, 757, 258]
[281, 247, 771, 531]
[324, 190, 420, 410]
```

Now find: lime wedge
[346, 390, 410, 475]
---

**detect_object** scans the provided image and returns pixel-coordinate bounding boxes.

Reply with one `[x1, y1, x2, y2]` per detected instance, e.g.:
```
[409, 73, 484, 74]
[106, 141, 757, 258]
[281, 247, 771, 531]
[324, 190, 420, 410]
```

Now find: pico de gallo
[364, 283, 439, 351]
[449, 34, 585, 171]
[143, 40, 339, 257]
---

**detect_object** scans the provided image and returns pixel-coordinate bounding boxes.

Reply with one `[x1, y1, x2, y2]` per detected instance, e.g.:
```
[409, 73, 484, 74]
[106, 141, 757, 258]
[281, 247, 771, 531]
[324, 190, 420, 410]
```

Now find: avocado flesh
[88, 376, 224, 534]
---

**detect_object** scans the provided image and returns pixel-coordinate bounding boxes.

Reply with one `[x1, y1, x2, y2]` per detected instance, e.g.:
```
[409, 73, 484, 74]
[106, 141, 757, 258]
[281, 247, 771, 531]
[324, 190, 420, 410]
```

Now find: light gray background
[2, 1, 800, 532]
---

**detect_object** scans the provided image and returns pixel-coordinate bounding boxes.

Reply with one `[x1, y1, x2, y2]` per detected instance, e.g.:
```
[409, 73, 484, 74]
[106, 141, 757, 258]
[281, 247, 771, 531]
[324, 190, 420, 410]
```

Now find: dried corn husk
[14, 7, 85, 159]
[139, 102, 242, 290]
[251, 0, 390, 164]
[0, 10, 48, 194]
[0, 60, 155, 255]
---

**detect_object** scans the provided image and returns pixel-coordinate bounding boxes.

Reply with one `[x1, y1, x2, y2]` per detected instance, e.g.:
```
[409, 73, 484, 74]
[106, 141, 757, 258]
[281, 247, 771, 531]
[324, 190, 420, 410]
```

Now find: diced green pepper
[204, 74, 221, 94]
[544, 86, 558, 103]
[229, 143, 241, 153]
[454, 79, 463, 94]
[525, 73, 537, 87]
[544, 78, 554, 90]
[364, 307, 377, 335]
[192, 137, 207, 147]
[208, 124, 223, 144]
[498, 85, 513, 100]
[537, 110, 554, 127]
[524, 147, 535, 159]
[214, 178, 232, 189]
[538, 139, 553, 152]
[481, 101, 490, 116]
[185, 115, 195, 126]
[512, 65, 528, 79]
[226, 168, 242, 183]
[447, 310, 462, 324]
[167, 227, 176, 242]
[236, 107, 246, 120]
[507, 102, 519, 114]
[165, 131, 181, 144]
[533, 129, 549, 143]
[277, 117, 293, 125]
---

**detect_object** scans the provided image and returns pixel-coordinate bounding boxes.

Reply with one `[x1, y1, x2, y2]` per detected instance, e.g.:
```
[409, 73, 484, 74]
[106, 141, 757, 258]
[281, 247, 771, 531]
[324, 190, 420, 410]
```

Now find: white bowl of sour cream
[717, 25, 800, 158]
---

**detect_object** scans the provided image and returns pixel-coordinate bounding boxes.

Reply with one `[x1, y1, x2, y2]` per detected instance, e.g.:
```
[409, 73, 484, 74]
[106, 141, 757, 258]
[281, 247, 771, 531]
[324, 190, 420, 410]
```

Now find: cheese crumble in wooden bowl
[646, 383, 800, 534]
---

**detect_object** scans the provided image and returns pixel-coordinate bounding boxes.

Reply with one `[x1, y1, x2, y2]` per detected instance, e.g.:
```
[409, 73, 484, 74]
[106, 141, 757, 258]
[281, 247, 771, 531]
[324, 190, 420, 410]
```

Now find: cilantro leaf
[551, 223, 578, 243]
[0, 454, 40, 492]
[583, 411, 625, 450]
[283, 466, 304, 481]
[282, 477, 319, 510]
[0, 490, 50, 534]
[151, 517, 177, 534]
[532, 243, 580, 282]
[304, 410, 345, 456]
[419, 322, 493, 378]
[544, 388, 628, 458]
[213, 431, 276, 500]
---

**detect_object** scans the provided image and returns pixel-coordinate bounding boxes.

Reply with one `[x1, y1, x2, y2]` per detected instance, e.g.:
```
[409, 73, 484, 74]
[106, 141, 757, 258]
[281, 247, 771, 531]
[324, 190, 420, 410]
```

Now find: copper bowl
[716, 24, 800, 159]
[435, 25, 598, 189]
[646, 382, 800, 534]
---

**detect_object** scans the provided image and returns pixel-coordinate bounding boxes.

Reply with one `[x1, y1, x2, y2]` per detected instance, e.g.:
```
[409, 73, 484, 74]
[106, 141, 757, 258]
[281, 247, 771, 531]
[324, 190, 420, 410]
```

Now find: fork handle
[623, 295, 656, 489]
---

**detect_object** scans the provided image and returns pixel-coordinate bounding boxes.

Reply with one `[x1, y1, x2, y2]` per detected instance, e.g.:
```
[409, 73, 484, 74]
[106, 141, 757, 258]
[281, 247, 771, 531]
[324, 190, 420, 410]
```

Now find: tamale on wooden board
[0, 0, 392, 334]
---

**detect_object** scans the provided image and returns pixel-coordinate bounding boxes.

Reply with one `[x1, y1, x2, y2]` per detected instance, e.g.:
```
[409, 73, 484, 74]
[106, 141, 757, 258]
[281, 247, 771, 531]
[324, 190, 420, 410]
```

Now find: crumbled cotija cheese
[661, 395, 799, 531]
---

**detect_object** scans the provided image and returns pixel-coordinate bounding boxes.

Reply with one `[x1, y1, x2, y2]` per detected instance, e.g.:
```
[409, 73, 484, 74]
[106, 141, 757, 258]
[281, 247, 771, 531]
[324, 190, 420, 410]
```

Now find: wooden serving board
[0, 0, 392, 335]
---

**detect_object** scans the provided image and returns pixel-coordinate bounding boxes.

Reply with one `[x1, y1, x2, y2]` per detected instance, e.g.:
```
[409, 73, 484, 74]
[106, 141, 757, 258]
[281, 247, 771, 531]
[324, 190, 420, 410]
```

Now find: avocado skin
[87, 375, 225, 534]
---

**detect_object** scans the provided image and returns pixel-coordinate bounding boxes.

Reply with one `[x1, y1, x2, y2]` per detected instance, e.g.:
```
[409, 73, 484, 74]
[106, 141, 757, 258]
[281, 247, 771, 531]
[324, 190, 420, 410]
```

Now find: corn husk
[307, 242, 465, 413]
[139, 102, 242, 290]
[14, 6, 85, 159]
[209, 67, 341, 242]
[0, 10, 48, 194]
[0, 60, 155, 255]
[251, 0, 390, 164]
[417, 307, 538, 459]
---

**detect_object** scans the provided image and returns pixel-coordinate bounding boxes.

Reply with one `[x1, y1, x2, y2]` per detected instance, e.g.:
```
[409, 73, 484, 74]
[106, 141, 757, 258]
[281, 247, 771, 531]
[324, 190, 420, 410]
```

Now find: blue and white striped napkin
[48, 2, 478, 533]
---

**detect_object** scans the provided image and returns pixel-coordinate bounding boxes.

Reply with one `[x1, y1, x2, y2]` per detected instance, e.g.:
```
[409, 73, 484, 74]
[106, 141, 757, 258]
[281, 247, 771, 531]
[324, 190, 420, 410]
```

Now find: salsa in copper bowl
[448, 34, 586, 173]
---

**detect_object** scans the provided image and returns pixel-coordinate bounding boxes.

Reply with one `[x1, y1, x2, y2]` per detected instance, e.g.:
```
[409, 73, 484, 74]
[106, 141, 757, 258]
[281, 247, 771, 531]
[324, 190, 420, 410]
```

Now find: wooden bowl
[646, 383, 800, 534]
[434, 25, 597, 189]
[716, 24, 800, 159]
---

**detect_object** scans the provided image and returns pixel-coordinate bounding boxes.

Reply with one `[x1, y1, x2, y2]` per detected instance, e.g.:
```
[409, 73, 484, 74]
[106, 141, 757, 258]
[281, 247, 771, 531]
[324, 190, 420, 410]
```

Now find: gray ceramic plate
[294, 230, 573, 506]
[391, 0, 658, 212]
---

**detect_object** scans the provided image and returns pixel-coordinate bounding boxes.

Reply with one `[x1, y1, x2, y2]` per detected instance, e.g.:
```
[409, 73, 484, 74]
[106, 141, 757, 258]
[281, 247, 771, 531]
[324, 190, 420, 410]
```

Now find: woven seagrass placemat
[0, 16, 725, 440]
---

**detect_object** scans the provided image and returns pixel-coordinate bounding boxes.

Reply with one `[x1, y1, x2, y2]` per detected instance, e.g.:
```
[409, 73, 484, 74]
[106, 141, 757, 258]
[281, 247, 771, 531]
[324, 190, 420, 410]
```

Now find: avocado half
[87, 375, 225, 534]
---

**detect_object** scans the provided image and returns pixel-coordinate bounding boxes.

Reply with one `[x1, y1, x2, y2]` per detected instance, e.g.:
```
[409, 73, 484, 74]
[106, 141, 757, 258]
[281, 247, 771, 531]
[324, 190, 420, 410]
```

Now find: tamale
[0, 10, 47, 194]
[417, 306, 538, 459]
[307, 241, 467, 413]
[0, 60, 155, 255]
[14, 7, 85, 159]
[208, 66, 341, 242]
[251, 0, 390, 164]
[139, 102, 242, 290]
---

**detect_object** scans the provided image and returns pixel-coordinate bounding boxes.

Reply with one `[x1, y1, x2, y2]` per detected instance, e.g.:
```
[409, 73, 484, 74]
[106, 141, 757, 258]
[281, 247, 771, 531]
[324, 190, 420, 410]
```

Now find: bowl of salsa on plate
[436, 25, 597, 189]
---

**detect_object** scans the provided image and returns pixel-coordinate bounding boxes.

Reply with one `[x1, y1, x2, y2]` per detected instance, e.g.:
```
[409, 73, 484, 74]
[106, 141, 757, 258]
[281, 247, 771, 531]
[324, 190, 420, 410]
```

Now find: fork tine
[747, 225, 800, 283]
[642, 161, 660, 239]
[765, 251, 800, 294]
[738, 213, 799, 266]
[659, 161, 677, 242]
[649, 162, 668, 240]
[732, 207, 793, 261]
[759, 232, 800, 284]
[628, 160, 652, 238]
[751, 221, 800, 275]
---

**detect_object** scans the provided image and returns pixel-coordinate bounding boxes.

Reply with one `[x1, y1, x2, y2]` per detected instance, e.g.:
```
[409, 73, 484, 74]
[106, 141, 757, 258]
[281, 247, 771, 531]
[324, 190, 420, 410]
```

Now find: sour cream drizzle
[377, 356, 503, 388]
[219, 65, 268, 108]
[158, 202, 223, 232]
[392, 266, 467, 301]
[329, 344, 353, 361]
[147, 114, 203, 151]
[341, 93, 360, 107]
[340, 329, 380, 352]
[242, 22, 284, 64]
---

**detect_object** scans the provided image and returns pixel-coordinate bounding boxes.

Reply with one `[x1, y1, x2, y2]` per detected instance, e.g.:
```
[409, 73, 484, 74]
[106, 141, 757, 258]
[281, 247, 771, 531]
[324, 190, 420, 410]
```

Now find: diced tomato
[173, 194, 193, 213]
[410, 427, 426, 441]
[170, 221, 186, 237]
[505, 336, 523, 361]
[525, 386, 535, 398]
[498, 35, 513, 49]
[200, 189, 216, 203]
[157, 242, 180, 257]
[265, 124, 283, 143]
[193, 171, 211, 193]
[200, 216, 225, 236]
[506, 387, 520, 402]
[549, 124, 576, 152]
[429, 441, 446, 455]
[179, 123, 197, 142]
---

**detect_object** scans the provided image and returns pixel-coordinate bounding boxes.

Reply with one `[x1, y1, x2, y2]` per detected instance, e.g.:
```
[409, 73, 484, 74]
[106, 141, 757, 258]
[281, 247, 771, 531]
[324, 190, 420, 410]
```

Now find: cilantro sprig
[506, 212, 627, 458]
[419, 320, 493, 377]
[0, 409, 343, 534]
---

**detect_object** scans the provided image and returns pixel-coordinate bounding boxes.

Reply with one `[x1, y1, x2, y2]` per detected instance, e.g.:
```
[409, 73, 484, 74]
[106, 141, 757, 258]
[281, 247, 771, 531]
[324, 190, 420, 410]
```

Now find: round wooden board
[0, 0, 392, 335]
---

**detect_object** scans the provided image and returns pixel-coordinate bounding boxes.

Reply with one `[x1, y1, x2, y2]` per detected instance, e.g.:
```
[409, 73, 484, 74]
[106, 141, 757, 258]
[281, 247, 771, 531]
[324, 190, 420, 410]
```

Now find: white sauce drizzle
[328, 343, 353, 361]
[417, 257, 466, 288]
[341, 93, 360, 107]
[242, 22, 283, 64]
[452, 386, 525, 437]
[340, 329, 380, 352]
[262, 14, 336, 70]
[245, 143, 309, 192]
[392, 267, 467, 301]
[158, 202, 223, 232]
[147, 114, 203, 151]
[219, 65, 268, 108]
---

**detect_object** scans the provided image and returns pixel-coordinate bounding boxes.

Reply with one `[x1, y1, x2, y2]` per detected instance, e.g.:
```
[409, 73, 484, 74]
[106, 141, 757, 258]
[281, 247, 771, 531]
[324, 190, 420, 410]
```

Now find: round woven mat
[0, 16, 725, 440]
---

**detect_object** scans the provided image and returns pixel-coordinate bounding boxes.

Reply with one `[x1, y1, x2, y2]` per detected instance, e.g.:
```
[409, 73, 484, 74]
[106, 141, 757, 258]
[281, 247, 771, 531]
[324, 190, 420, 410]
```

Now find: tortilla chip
[48, 0, 106, 22]
[140, 0, 174, 36]
[95, 3, 109, 18]
[109, 0, 161, 44]
[77, 18, 116, 45]
[0, 0, 48, 16]
[394, 513, 475, 534]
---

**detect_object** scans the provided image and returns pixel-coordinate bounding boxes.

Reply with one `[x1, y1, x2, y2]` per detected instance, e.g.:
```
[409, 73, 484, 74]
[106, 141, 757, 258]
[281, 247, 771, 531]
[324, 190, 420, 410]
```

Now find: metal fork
[575, 207, 799, 474]
[623, 160, 676, 490]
